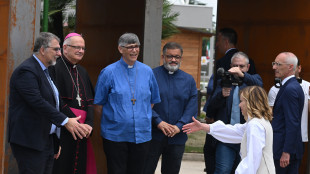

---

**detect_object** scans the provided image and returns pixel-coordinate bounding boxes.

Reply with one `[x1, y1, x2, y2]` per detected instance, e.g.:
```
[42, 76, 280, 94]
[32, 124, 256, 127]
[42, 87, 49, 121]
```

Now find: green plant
[198, 112, 206, 120]
[162, 0, 180, 39]
[185, 130, 205, 153]
[41, 0, 75, 41]
[185, 146, 203, 153]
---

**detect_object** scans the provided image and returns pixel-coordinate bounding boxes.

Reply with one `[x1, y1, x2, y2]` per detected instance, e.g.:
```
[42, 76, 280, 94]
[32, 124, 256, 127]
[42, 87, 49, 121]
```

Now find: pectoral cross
[131, 98, 136, 105]
[76, 94, 82, 106]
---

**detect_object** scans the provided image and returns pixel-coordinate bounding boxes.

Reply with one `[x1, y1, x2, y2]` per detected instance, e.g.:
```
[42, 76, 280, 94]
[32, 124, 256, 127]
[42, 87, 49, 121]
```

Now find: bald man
[271, 52, 304, 174]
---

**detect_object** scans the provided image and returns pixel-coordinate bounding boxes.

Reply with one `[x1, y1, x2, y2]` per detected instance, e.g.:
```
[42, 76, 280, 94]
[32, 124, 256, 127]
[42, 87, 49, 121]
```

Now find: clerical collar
[120, 57, 136, 69]
[62, 56, 76, 68]
[162, 65, 178, 75]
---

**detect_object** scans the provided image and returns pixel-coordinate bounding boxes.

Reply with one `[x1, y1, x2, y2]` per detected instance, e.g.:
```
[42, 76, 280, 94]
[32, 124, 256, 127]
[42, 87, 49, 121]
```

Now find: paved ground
[155, 153, 206, 174]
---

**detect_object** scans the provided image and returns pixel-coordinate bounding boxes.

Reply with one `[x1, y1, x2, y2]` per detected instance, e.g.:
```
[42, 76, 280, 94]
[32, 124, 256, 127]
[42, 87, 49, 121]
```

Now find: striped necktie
[44, 69, 61, 137]
[44, 69, 59, 110]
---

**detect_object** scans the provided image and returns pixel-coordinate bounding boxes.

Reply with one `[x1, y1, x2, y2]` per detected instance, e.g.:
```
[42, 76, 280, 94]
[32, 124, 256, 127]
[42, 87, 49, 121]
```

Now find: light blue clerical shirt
[94, 58, 161, 144]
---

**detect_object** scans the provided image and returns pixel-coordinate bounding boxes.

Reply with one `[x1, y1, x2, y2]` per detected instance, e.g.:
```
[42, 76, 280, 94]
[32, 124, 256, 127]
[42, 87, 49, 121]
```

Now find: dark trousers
[203, 134, 216, 174]
[274, 154, 301, 174]
[102, 138, 150, 174]
[144, 138, 185, 174]
[10, 135, 55, 174]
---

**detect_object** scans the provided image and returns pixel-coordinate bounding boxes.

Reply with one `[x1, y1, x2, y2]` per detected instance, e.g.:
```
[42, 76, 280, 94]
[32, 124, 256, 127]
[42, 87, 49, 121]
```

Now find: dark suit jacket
[215, 48, 239, 73]
[8, 56, 67, 151]
[272, 77, 304, 160]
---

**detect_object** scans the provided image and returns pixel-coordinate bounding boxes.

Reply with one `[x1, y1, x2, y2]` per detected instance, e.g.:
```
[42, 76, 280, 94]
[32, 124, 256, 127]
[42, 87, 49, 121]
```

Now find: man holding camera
[206, 51, 263, 174]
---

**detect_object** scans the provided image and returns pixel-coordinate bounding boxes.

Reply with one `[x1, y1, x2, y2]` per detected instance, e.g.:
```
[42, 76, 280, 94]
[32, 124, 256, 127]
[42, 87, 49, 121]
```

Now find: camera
[217, 67, 243, 88]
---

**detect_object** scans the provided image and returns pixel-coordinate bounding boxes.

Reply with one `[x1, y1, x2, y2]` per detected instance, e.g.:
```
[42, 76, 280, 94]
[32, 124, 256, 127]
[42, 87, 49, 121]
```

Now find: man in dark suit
[271, 52, 304, 174]
[206, 52, 262, 174]
[203, 27, 256, 174]
[8, 32, 90, 174]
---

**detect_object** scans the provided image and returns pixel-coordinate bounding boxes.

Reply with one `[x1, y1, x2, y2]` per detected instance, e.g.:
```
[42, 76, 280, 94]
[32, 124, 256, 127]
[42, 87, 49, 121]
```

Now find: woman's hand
[182, 117, 210, 134]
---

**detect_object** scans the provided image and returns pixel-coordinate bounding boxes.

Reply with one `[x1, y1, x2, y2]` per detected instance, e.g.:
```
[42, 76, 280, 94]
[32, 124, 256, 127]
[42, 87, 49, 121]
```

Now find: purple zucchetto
[64, 33, 82, 41]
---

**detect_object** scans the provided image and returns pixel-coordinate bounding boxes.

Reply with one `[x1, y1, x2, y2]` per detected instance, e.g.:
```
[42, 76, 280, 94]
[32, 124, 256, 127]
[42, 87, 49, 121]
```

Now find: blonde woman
[183, 86, 275, 174]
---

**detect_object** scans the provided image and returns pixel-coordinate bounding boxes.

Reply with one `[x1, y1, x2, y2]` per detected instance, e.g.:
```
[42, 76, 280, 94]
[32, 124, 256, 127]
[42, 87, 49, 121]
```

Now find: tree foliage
[162, 0, 180, 39]
[41, 0, 75, 42]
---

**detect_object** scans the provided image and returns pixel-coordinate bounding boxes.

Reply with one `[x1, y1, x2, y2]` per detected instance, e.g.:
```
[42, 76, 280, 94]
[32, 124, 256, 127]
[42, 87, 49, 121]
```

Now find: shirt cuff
[176, 122, 183, 130]
[61, 117, 69, 126]
[209, 124, 214, 134]
[154, 117, 163, 125]
[209, 121, 224, 134]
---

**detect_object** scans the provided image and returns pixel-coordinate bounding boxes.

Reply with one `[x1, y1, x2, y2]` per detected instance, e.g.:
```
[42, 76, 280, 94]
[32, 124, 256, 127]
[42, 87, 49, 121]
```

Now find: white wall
[171, 4, 212, 30]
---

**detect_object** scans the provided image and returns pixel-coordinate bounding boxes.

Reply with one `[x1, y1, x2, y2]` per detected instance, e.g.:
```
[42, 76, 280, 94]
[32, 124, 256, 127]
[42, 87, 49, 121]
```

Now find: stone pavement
[155, 153, 206, 174]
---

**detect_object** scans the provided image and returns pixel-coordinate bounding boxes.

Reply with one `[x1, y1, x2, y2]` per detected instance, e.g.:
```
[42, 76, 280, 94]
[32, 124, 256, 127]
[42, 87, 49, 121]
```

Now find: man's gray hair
[282, 52, 298, 70]
[33, 32, 60, 53]
[231, 51, 249, 64]
[63, 37, 72, 46]
[118, 33, 140, 47]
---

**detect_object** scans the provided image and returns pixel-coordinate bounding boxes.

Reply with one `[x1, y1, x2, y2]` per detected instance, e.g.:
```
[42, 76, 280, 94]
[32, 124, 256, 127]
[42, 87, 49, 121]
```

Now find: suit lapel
[31, 56, 56, 103]
[274, 77, 295, 107]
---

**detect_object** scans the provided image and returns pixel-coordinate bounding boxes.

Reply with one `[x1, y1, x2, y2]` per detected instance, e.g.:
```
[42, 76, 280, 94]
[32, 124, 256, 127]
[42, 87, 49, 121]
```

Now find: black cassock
[49, 57, 95, 174]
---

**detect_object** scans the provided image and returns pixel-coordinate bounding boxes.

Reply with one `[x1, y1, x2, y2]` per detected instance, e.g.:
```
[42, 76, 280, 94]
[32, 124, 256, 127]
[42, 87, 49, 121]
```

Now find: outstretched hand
[182, 117, 210, 134]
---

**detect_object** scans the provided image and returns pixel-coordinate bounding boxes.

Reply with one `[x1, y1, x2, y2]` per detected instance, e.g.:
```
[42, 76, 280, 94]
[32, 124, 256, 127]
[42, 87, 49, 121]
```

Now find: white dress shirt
[209, 118, 266, 174]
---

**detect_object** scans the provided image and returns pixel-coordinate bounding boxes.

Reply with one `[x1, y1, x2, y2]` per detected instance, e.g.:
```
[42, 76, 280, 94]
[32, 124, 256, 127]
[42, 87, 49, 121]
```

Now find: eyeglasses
[272, 62, 290, 66]
[165, 55, 182, 60]
[121, 45, 140, 51]
[47, 47, 61, 52]
[67, 45, 86, 51]
[232, 64, 246, 68]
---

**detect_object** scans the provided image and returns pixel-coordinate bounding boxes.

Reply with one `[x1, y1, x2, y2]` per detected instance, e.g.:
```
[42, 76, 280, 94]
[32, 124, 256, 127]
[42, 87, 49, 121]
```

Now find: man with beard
[8, 32, 87, 174]
[144, 42, 198, 174]
[49, 33, 96, 174]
